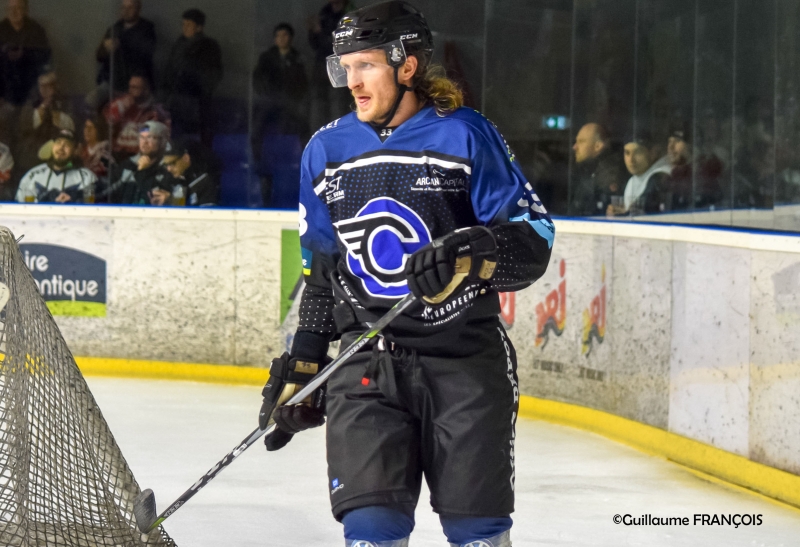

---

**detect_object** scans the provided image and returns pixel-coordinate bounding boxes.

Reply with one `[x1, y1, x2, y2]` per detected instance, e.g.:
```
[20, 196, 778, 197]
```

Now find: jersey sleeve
[468, 117, 555, 292]
[292, 142, 340, 360]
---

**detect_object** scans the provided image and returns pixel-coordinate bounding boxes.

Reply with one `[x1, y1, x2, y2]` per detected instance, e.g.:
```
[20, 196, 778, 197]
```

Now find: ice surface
[87, 377, 800, 547]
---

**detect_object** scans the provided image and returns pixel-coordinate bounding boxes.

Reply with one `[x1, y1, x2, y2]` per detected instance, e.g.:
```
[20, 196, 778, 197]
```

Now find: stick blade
[133, 488, 158, 533]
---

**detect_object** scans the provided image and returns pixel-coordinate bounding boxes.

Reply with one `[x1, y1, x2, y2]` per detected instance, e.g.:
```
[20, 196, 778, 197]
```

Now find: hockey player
[259, 2, 555, 546]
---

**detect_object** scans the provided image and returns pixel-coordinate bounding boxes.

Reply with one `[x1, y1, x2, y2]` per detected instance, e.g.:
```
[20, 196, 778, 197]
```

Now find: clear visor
[326, 39, 407, 88]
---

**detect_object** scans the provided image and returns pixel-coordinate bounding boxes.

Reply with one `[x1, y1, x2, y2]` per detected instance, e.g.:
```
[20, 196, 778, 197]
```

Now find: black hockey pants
[325, 317, 520, 521]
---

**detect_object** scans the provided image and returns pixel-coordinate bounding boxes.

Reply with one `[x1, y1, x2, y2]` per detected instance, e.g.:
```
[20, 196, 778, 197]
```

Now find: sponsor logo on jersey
[324, 176, 345, 204]
[334, 197, 431, 298]
[412, 166, 468, 192]
[310, 118, 340, 140]
[421, 285, 481, 324]
[330, 478, 345, 494]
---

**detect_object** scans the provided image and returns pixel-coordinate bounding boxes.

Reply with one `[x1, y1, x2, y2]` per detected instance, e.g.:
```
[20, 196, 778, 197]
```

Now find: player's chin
[355, 108, 377, 123]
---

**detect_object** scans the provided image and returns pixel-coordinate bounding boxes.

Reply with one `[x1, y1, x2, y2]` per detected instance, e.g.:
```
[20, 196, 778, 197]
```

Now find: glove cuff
[291, 330, 331, 362]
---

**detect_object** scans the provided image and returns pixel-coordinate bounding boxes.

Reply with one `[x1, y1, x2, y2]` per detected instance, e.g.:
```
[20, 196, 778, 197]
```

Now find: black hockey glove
[259, 352, 326, 451]
[404, 226, 498, 303]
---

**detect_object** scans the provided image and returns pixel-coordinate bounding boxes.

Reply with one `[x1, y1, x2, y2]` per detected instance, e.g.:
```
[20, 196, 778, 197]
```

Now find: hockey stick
[133, 292, 418, 534]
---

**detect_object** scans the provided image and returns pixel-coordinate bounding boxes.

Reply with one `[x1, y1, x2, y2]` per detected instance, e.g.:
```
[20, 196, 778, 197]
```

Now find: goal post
[0, 226, 176, 547]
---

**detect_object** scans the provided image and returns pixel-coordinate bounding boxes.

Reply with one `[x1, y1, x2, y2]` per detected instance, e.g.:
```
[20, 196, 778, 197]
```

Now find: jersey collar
[357, 105, 434, 144]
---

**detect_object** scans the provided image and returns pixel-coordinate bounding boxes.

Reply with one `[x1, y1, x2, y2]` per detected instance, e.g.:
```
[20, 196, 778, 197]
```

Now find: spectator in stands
[665, 121, 726, 211]
[161, 8, 222, 146]
[95, 0, 156, 96]
[104, 74, 170, 160]
[0, 137, 13, 200]
[607, 134, 671, 216]
[253, 23, 309, 141]
[15, 71, 74, 181]
[308, 0, 354, 129]
[104, 120, 169, 204]
[666, 123, 693, 211]
[0, 0, 50, 106]
[15, 128, 96, 203]
[77, 117, 112, 181]
[160, 139, 219, 206]
[252, 22, 309, 206]
[570, 122, 624, 216]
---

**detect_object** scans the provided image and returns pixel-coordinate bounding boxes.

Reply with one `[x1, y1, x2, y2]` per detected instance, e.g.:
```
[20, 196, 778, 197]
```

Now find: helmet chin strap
[369, 66, 412, 131]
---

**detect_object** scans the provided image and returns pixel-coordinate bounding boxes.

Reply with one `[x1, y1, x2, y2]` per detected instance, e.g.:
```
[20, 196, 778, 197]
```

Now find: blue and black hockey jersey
[295, 105, 554, 353]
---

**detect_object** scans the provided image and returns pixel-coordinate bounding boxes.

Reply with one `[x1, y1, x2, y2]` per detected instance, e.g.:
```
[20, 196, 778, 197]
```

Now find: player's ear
[399, 55, 419, 86]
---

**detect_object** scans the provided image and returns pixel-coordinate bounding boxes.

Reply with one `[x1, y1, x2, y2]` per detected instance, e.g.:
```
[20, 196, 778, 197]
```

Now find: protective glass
[326, 39, 407, 88]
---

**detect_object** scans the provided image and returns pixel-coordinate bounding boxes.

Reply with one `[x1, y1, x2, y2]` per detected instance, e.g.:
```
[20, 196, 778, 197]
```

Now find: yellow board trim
[75, 356, 269, 386]
[518, 397, 800, 511]
[75, 357, 800, 511]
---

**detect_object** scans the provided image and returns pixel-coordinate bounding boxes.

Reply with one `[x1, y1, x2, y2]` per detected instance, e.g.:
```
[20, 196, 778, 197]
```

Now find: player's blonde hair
[413, 63, 464, 116]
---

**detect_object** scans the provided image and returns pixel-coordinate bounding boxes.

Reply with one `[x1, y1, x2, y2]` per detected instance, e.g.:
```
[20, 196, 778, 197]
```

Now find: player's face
[624, 143, 652, 176]
[341, 50, 398, 124]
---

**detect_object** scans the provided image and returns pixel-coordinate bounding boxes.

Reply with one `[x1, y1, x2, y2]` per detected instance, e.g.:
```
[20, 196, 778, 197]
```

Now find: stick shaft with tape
[134, 292, 418, 533]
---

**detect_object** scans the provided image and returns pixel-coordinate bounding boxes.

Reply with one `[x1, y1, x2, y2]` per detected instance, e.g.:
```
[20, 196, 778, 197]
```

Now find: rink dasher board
[1, 205, 799, 487]
[511, 222, 800, 485]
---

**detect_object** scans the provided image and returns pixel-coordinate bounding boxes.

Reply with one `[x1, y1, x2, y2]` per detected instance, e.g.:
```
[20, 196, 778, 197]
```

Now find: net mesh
[0, 227, 176, 547]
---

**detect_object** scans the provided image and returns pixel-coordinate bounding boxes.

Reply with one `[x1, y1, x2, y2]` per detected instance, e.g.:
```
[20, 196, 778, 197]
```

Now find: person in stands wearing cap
[15, 128, 96, 204]
[160, 139, 219, 206]
[666, 123, 693, 211]
[607, 133, 671, 216]
[104, 120, 170, 204]
[160, 8, 222, 146]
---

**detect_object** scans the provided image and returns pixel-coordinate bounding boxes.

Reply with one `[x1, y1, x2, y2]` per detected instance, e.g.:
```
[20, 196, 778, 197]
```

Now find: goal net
[0, 227, 175, 546]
